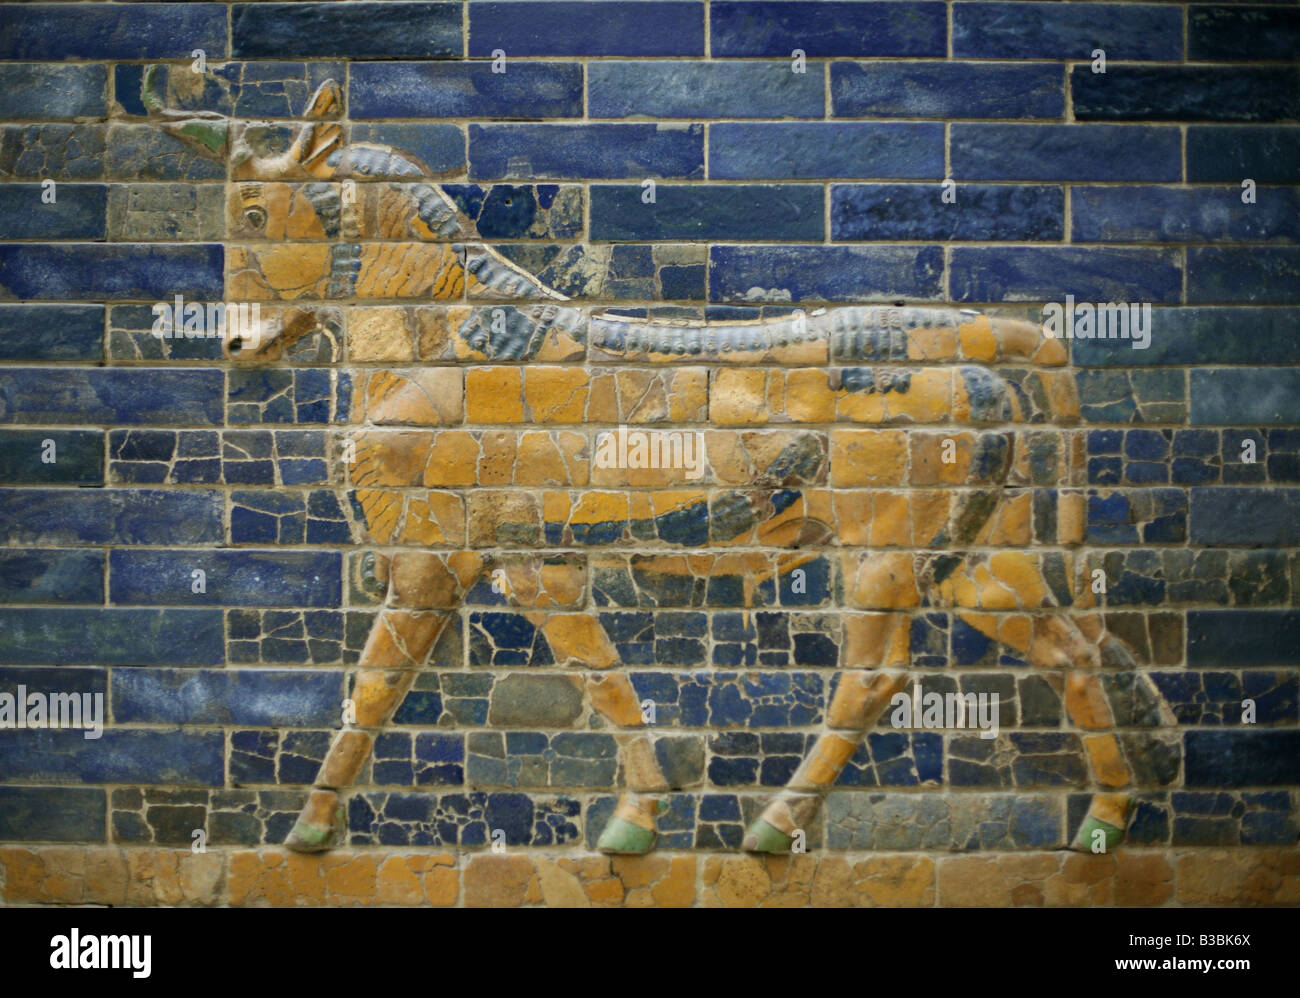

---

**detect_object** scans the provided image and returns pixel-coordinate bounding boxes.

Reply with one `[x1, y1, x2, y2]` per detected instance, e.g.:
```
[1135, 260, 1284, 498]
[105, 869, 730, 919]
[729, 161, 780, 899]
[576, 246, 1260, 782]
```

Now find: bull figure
[143, 72, 1178, 856]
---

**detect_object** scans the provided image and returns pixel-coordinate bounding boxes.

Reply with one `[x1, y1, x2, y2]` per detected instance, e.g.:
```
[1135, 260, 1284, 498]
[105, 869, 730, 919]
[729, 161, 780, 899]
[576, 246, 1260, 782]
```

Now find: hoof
[1072, 815, 1126, 853]
[1071, 794, 1132, 853]
[596, 816, 657, 855]
[285, 789, 344, 853]
[742, 818, 792, 854]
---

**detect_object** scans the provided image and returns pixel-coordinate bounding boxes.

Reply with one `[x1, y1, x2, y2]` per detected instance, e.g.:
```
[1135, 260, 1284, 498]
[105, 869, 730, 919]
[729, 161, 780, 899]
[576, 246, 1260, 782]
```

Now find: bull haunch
[143, 74, 1177, 855]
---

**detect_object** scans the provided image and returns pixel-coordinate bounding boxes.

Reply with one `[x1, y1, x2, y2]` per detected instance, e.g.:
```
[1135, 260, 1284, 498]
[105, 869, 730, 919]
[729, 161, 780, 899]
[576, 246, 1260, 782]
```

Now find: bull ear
[305, 79, 341, 119]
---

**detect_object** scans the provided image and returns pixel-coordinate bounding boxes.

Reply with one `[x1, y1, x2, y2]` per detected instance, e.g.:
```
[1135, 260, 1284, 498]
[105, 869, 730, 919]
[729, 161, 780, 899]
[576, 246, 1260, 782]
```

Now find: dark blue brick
[352, 62, 582, 118]
[233, 2, 461, 58]
[1184, 731, 1300, 787]
[710, 123, 944, 180]
[951, 124, 1181, 182]
[0, 429, 102, 485]
[591, 184, 822, 241]
[0, 369, 222, 425]
[0, 489, 223, 546]
[1191, 369, 1300, 425]
[0, 65, 106, 119]
[110, 550, 341, 608]
[0, 729, 224, 786]
[0, 305, 103, 362]
[1190, 6, 1300, 62]
[711, 2, 945, 57]
[953, 2, 1182, 60]
[1189, 611, 1300, 667]
[950, 248, 1182, 303]
[1073, 187, 1300, 243]
[0, 184, 105, 240]
[470, 2, 703, 56]
[1072, 67, 1300, 122]
[710, 245, 944, 302]
[0, 550, 104, 603]
[347, 124, 466, 175]
[470, 124, 703, 180]
[590, 60, 823, 119]
[0, 608, 224, 666]
[831, 61, 1063, 119]
[0, 787, 106, 842]
[1071, 307, 1300, 366]
[0, 4, 227, 60]
[1188, 126, 1300, 184]
[1188, 248, 1300, 304]
[113, 669, 343, 726]
[1189, 489, 1300, 546]
[832, 184, 1063, 241]
[0, 244, 223, 301]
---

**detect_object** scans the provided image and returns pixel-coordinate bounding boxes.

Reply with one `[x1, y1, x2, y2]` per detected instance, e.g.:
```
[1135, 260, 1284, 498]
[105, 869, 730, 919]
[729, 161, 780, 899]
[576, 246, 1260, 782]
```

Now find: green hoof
[596, 816, 657, 855]
[285, 819, 341, 853]
[1073, 815, 1125, 853]
[742, 819, 792, 854]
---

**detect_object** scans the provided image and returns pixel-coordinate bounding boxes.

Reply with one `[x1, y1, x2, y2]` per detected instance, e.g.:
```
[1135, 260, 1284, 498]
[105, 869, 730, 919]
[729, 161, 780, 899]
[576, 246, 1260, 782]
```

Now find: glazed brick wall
[0, 1, 1298, 904]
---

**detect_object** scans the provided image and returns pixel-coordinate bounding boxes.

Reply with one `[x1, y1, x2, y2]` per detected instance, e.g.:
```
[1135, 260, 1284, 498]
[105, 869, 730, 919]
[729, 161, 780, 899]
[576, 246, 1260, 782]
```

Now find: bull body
[145, 75, 1174, 855]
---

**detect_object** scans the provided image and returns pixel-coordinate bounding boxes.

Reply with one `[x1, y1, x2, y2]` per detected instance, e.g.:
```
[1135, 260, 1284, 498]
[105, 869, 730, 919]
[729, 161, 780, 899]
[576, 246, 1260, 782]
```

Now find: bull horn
[139, 65, 229, 160]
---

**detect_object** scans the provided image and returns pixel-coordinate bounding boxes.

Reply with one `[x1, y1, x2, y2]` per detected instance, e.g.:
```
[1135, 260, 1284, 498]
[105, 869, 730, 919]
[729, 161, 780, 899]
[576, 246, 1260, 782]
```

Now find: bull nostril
[228, 337, 243, 354]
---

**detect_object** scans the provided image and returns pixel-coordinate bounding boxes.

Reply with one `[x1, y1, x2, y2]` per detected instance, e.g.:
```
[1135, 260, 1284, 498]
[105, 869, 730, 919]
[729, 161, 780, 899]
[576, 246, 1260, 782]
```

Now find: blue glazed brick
[110, 551, 341, 608]
[1191, 369, 1300, 425]
[105, 127, 225, 182]
[1072, 67, 1300, 123]
[831, 61, 1063, 119]
[0, 124, 105, 181]
[0, 729, 225, 786]
[0, 184, 105, 240]
[1071, 307, 1300, 366]
[1073, 187, 1300, 244]
[0, 65, 106, 119]
[711, 2, 946, 57]
[832, 184, 1063, 241]
[591, 184, 822, 241]
[470, 2, 703, 56]
[1187, 126, 1300, 184]
[0, 430, 103, 485]
[113, 669, 343, 726]
[0, 369, 222, 425]
[953, 2, 1182, 60]
[1184, 731, 1300, 787]
[0, 787, 106, 842]
[470, 124, 703, 180]
[1188, 248, 1300, 304]
[0, 608, 223, 666]
[352, 63, 582, 118]
[0, 4, 227, 60]
[951, 124, 1181, 182]
[0, 245, 223, 301]
[710, 245, 944, 303]
[0, 550, 105, 604]
[950, 248, 1182, 303]
[118, 62, 349, 120]
[0, 305, 103, 362]
[590, 61, 823, 119]
[710, 123, 944, 180]
[1190, 6, 1300, 62]
[336, 123, 465, 176]
[0, 489, 223, 546]
[1188, 611, 1300, 667]
[233, 2, 462, 58]
[1189, 489, 1300, 546]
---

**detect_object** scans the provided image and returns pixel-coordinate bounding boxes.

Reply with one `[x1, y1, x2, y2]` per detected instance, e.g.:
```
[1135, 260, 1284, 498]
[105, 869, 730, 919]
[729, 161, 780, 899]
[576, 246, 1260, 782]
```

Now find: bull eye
[244, 206, 267, 230]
